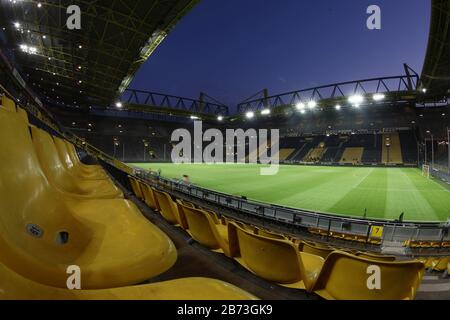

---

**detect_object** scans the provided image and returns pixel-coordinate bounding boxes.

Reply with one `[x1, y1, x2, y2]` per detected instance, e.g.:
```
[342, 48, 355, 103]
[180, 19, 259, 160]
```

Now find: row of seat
[418, 257, 450, 273]
[308, 228, 382, 245]
[404, 240, 450, 249]
[129, 176, 426, 300]
[32, 126, 123, 199]
[0, 95, 256, 300]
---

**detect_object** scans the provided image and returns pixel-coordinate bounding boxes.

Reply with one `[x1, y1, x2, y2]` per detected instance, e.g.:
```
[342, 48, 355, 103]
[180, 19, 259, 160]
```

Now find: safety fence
[131, 169, 450, 249]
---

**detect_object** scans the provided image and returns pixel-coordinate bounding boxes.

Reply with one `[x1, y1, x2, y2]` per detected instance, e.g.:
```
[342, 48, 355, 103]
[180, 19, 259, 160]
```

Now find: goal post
[422, 164, 430, 178]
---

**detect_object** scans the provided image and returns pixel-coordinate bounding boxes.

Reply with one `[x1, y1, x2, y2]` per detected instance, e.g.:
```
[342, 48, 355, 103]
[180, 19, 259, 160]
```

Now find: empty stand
[0, 95, 16, 112]
[399, 131, 418, 164]
[361, 134, 382, 164]
[126, 173, 430, 300]
[303, 143, 327, 162]
[278, 137, 306, 161]
[355, 252, 396, 262]
[17, 106, 30, 123]
[65, 141, 109, 177]
[129, 176, 144, 199]
[0, 109, 177, 289]
[307, 251, 424, 300]
[290, 137, 322, 162]
[299, 241, 334, 259]
[321, 147, 340, 162]
[31, 127, 123, 199]
[339, 147, 364, 164]
[421, 257, 450, 272]
[228, 222, 323, 289]
[54, 137, 109, 180]
[278, 148, 296, 161]
[255, 228, 285, 240]
[152, 188, 183, 225]
[382, 133, 403, 164]
[140, 182, 159, 210]
[177, 204, 231, 256]
[0, 262, 256, 300]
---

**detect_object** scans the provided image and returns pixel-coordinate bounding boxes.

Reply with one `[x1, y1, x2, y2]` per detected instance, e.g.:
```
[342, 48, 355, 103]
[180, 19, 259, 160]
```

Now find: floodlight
[373, 93, 385, 101]
[246, 111, 255, 119]
[348, 95, 364, 105]
[307, 101, 317, 109]
[295, 102, 305, 110]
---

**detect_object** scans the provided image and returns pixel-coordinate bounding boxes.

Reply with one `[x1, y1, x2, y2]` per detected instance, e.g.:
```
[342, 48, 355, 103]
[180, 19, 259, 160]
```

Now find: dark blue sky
[130, 0, 430, 109]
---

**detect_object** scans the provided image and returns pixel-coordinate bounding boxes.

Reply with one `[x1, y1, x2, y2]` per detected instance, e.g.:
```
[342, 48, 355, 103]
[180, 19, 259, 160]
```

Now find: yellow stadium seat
[140, 182, 159, 210]
[129, 176, 144, 199]
[173, 200, 189, 229]
[228, 222, 324, 289]
[152, 188, 182, 225]
[201, 208, 227, 225]
[307, 251, 425, 300]
[178, 199, 196, 209]
[31, 127, 123, 199]
[369, 239, 382, 246]
[308, 228, 329, 237]
[0, 262, 257, 300]
[340, 147, 364, 164]
[177, 204, 230, 255]
[54, 137, 108, 180]
[299, 241, 334, 259]
[255, 228, 286, 240]
[0, 95, 16, 112]
[0, 109, 177, 288]
[355, 252, 396, 262]
[424, 257, 450, 272]
[17, 106, 29, 123]
[64, 140, 108, 177]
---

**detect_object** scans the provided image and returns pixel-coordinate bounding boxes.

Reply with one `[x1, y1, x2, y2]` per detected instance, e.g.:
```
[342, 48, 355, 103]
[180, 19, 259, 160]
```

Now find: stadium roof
[421, 0, 450, 98]
[0, 0, 198, 108]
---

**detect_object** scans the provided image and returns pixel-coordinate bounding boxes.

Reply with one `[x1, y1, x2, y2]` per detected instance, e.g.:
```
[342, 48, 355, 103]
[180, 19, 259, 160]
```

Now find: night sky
[130, 0, 430, 110]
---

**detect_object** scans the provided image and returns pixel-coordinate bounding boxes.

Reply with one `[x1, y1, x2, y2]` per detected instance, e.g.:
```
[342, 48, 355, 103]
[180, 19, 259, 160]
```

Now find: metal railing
[134, 169, 449, 248]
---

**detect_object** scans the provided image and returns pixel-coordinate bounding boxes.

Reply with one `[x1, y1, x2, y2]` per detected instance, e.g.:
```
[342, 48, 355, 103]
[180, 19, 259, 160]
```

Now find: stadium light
[217, 115, 223, 121]
[295, 102, 305, 111]
[373, 93, 385, 101]
[307, 101, 317, 109]
[335, 104, 341, 110]
[348, 94, 364, 105]
[300, 109, 306, 114]
[115, 102, 123, 108]
[20, 44, 37, 55]
[245, 111, 255, 119]
[261, 109, 271, 115]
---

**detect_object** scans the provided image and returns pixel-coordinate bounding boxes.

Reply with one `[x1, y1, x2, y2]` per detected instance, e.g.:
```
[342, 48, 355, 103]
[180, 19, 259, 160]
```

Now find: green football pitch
[130, 163, 450, 222]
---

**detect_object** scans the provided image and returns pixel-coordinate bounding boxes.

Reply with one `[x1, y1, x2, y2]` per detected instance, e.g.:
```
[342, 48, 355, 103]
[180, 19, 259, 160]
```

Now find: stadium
[0, 0, 449, 303]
